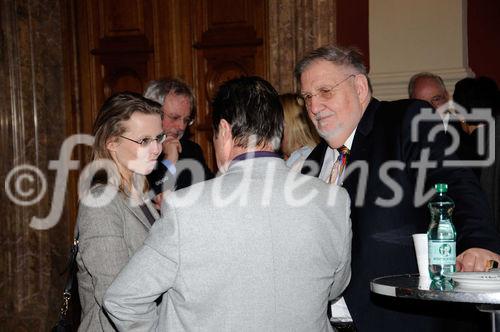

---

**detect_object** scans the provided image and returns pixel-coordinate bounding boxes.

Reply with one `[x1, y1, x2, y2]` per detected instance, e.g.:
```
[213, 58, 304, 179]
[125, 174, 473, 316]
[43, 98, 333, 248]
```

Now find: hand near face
[456, 247, 500, 272]
[152, 193, 163, 211]
[162, 138, 182, 164]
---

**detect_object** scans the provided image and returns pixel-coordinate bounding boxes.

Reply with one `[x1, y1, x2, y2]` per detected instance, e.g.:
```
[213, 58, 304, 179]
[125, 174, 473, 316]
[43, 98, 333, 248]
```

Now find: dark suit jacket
[147, 139, 214, 194]
[302, 98, 500, 331]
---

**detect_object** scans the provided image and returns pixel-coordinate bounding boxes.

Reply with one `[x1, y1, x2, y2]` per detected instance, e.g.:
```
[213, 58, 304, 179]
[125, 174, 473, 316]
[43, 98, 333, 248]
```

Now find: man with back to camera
[144, 78, 213, 197]
[296, 45, 500, 331]
[104, 76, 352, 331]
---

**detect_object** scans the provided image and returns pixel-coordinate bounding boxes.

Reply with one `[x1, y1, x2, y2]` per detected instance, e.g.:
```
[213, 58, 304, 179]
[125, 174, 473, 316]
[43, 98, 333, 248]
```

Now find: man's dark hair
[454, 77, 499, 112]
[211, 76, 284, 150]
[453, 76, 500, 124]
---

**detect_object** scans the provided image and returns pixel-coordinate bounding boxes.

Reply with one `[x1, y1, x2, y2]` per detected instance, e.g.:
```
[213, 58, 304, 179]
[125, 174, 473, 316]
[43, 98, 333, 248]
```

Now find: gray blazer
[76, 185, 159, 331]
[104, 157, 352, 331]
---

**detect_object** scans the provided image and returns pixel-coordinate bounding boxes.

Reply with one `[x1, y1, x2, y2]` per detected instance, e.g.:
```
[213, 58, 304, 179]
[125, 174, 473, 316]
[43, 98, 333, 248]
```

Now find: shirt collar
[343, 128, 356, 150]
[230, 151, 281, 167]
[319, 129, 357, 182]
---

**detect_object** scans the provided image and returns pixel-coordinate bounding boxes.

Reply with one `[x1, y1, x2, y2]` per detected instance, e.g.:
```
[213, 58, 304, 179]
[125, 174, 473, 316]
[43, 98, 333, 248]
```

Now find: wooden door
[75, 0, 268, 170]
[191, 0, 268, 169]
[76, 0, 156, 135]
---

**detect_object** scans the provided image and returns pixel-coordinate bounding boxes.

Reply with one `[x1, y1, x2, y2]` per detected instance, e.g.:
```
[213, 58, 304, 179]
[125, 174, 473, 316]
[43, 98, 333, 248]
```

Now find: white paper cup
[412, 233, 430, 280]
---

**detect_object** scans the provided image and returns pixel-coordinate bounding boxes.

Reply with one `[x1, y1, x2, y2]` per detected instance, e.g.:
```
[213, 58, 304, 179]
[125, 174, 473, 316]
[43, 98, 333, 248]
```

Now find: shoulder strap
[58, 236, 79, 320]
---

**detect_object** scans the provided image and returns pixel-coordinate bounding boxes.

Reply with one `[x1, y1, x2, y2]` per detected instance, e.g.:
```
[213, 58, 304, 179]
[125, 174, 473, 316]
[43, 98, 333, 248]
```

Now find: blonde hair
[280, 93, 320, 157]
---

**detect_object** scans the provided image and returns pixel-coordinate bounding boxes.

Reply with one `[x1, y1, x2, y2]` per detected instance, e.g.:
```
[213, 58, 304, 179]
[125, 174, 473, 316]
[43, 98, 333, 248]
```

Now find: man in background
[144, 78, 213, 196]
[409, 72, 461, 134]
[104, 76, 352, 331]
[408, 71, 449, 110]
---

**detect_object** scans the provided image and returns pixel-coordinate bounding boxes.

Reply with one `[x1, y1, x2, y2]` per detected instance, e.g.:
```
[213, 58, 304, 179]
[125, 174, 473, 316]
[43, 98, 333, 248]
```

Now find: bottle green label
[429, 240, 456, 264]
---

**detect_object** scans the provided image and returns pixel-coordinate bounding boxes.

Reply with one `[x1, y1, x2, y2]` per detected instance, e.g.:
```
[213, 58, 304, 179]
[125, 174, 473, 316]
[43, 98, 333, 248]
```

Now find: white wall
[368, 0, 473, 100]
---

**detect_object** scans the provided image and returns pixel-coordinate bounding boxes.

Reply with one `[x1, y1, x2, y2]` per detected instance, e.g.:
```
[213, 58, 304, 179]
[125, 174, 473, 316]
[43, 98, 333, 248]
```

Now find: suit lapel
[301, 139, 329, 177]
[140, 199, 160, 222]
[343, 98, 380, 195]
[348, 99, 379, 164]
[120, 193, 155, 230]
[356, 98, 379, 137]
[145, 199, 160, 220]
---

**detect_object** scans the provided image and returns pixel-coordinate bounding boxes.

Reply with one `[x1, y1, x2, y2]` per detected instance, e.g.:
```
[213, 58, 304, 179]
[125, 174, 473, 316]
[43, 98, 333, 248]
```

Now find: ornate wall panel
[268, 0, 336, 94]
[77, 0, 155, 132]
[0, 0, 77, 330]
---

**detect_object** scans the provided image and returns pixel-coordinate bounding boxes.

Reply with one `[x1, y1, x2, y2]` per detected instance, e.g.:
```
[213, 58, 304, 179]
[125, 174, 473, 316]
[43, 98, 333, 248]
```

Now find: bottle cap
[434, 183, 448, 193]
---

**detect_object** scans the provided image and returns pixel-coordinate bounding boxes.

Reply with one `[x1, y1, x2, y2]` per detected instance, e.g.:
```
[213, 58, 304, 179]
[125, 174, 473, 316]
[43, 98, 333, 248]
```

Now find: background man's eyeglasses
[165, 113, 195, 126]
[430, 94, 447, 106]
[119, 133, 166, 147]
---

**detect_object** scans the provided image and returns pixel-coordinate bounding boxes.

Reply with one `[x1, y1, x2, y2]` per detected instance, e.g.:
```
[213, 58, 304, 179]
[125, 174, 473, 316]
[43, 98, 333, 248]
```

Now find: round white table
[370, 274, 500, 331]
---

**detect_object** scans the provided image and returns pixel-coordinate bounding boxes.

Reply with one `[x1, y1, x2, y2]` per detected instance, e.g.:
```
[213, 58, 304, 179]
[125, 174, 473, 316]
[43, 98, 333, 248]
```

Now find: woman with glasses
[76, 92, 164, 331]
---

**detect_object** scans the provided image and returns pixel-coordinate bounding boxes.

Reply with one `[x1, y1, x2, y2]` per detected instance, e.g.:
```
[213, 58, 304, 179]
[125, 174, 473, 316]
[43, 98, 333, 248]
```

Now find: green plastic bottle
[427, 183, 456, 282]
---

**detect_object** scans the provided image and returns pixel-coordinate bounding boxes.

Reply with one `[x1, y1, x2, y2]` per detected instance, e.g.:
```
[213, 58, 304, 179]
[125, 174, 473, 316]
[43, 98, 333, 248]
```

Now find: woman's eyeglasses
[119, 133, 166, 147]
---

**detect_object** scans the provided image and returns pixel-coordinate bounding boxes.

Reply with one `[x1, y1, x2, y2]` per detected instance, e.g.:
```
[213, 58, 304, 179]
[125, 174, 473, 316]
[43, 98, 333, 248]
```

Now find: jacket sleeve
[104, 201, 180, 331]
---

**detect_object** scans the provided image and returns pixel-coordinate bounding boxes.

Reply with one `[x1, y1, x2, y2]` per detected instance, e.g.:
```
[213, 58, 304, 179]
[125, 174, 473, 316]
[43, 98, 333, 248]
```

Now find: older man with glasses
[144, 78, 214, 200]
[296, 45, 500, 332]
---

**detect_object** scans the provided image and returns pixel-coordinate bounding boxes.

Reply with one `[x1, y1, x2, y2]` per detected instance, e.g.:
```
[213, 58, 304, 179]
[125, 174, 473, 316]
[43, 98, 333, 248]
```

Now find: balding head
[408, 72, 449, 109]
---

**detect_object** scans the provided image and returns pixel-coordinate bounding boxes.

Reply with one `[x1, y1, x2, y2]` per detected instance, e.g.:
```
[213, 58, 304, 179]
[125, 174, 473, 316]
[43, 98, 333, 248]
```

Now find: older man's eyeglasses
[165, 112, 195, 127]
[297, 74, 356, 107]
[119, 133, 166, 147]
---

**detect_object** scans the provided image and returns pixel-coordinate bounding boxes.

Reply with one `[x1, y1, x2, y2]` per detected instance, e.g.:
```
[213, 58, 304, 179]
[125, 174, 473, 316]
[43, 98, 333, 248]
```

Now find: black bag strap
[57, 234, 79, 321]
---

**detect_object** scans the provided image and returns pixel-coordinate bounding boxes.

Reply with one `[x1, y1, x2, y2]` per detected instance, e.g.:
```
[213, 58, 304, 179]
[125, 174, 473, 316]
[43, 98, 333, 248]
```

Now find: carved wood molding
[267, 0, 337, 94]
[206, 61, 249, 100]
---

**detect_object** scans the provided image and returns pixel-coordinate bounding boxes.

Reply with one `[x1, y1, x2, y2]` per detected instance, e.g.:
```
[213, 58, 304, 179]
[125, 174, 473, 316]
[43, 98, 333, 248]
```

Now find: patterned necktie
[328, 145, 350, 186]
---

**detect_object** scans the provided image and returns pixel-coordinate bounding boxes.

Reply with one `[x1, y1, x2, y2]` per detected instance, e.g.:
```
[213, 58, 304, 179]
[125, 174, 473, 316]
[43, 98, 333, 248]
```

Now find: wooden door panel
[95, 36, 154, 98]
[208, 0, 249, 25]
[79, 0, 155, 118]
[206, 59, 250, 100]
[194, 0, 264, 47]
[192, 0, 267, 170]
[100, 0, 145, 36]
[194, 50, 254, 169]
[101, 64, 147, 97]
